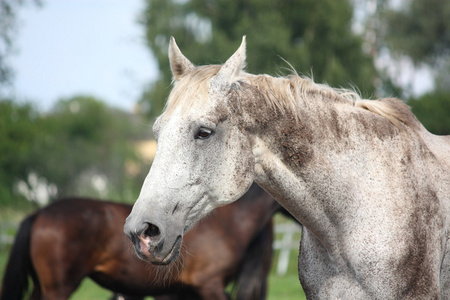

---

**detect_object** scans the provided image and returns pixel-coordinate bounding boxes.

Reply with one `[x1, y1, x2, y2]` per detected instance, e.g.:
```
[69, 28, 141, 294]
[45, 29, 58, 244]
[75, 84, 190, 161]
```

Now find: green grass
[269, 273, 306, 300]
[0, 250, 8, 281]
[268, 244, 306, 300]
[71, 279, 113, 299]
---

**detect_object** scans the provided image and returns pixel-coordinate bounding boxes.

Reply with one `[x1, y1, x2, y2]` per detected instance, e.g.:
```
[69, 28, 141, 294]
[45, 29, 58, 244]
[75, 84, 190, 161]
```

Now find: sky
[9, 0, 434, 113]
[11, 0, 158, 112]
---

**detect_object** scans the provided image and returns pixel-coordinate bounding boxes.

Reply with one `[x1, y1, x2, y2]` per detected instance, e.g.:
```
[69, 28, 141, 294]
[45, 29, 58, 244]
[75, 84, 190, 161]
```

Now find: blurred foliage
[34, 96, 144, 199]
[0, 0, 42, 88]
[0, 99, 40, 207]
[408, 92, 450, 135]
[381, 0, 450, 133]
[383, 0, 450, 66]
[139, 0, 378, 118]
[435, 61, 450, 94]
[0, 96, 149, 207]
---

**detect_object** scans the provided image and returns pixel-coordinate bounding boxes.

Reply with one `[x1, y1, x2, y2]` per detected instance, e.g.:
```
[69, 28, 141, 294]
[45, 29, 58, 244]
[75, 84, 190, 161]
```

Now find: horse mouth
[137, 235, 182, 265]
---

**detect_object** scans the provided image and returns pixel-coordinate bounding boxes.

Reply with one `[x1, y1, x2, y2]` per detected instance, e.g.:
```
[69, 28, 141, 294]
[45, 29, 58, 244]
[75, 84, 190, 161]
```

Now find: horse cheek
[227, 132, 255, 199]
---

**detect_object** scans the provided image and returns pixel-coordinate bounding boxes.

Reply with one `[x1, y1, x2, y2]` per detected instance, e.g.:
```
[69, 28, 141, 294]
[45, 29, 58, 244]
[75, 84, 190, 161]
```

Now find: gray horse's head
[124, 37, 255, 264]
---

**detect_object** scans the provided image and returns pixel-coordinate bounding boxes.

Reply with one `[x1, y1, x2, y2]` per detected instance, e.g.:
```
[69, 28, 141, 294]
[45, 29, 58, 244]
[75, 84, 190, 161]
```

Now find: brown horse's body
[1, 184, 280, 300]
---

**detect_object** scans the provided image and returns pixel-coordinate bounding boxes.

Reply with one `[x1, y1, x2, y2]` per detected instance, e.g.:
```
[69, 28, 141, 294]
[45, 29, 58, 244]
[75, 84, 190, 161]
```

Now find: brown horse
[1, 184, 281, 300]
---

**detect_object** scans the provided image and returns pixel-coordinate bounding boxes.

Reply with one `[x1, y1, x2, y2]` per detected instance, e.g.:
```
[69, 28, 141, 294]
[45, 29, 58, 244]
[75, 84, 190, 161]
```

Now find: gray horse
[125, 37, 450, 299]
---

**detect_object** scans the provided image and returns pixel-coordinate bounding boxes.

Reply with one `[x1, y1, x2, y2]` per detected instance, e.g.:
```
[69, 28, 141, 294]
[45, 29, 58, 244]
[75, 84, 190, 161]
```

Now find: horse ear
[211, 36, 247, 90]
[169, 37, 195, 81]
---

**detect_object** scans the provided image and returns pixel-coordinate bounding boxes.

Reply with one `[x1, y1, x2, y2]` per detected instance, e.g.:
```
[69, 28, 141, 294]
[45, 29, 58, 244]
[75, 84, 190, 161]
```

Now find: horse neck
[240, 83, 415, 243]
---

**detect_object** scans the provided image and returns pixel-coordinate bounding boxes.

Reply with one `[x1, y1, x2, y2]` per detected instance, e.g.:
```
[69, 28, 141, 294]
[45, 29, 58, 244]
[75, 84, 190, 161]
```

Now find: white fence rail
[273, 222, 302, 275]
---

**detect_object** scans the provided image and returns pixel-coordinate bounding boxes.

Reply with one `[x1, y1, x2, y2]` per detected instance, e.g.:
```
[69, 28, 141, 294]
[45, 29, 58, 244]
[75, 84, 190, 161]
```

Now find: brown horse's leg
[29, 286, 41, 300]
[34, 265, 85, 300]
[37, 278, 85, 300]
[194, 279, 228, 300]
[30, 230, 87, 300]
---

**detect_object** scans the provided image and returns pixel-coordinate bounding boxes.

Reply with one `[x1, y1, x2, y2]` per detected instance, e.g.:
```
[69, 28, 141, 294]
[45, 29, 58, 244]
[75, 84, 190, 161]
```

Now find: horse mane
[165, 64, 421, 131]
[354, 98, 420, 129]
[249, 73, 421, 130]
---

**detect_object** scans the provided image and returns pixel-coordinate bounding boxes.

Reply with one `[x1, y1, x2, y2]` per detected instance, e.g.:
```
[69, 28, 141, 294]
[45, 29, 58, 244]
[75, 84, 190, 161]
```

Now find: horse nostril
[143, 223, 161, 238]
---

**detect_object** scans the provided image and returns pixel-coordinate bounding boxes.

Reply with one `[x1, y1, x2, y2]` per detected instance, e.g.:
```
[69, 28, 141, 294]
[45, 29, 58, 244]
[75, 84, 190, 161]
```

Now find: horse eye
[195, 128, 214, 140]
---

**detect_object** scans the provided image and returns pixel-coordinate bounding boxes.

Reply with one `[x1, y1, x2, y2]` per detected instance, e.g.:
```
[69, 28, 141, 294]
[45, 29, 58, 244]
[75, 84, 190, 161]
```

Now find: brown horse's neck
[215, 184, 280, 246]
[237, 184, 280, 225]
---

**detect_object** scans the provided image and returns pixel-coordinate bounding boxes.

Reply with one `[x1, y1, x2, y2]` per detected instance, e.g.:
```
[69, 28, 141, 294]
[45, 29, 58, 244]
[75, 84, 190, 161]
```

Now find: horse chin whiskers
[150, 248, 185, 287]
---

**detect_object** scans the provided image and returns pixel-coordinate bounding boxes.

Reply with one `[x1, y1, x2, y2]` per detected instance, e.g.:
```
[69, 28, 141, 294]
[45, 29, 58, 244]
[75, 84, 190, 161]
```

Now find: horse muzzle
[124, 216, 183, 265]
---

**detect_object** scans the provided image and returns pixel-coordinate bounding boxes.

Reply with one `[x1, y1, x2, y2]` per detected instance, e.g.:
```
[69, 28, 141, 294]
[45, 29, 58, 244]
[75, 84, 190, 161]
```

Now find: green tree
[383, 0, 450, 66]
[381, 0, 450, 93]
[139, 0, 377, 118]
[0, 0, 41, 89]
[382, 0, 450, 134]
[0, 95, 147, 206]
[34, 96, 143, 199]
[409, 92, 450, 135]
[0, 99, 40, 205]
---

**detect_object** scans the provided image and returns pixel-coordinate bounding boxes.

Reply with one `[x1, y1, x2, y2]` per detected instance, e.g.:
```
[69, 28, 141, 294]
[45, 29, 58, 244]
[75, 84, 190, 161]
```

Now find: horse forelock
[164, 65, 222, 115]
